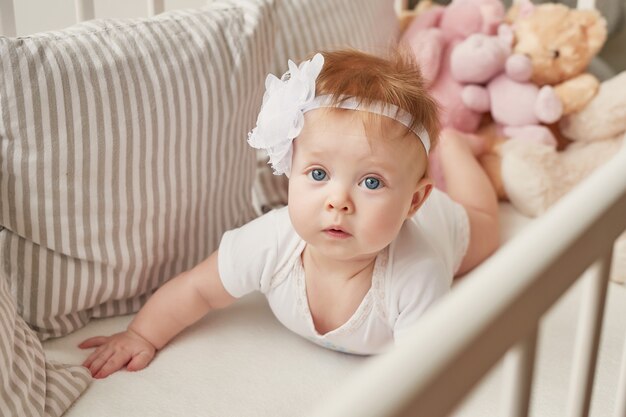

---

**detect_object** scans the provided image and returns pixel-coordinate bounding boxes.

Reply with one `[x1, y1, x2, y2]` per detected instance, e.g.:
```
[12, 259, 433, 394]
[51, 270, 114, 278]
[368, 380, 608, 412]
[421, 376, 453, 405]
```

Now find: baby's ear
[407, 178, 433, 218]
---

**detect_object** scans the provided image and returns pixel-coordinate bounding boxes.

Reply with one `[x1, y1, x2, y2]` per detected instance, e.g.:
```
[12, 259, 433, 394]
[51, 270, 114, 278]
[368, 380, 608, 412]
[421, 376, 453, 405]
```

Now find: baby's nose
[326, 191, 354, 213]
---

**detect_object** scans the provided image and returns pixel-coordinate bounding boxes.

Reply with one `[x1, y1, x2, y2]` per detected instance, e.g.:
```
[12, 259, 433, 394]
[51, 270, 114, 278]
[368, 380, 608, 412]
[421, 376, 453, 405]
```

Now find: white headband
[247, 53, 430, 177]
[302, 95, 430, 154]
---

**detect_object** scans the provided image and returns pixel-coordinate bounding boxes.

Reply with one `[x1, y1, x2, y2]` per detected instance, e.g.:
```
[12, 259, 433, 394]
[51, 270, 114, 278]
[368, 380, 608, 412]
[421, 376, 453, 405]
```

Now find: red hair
[313, 48, 440, 150]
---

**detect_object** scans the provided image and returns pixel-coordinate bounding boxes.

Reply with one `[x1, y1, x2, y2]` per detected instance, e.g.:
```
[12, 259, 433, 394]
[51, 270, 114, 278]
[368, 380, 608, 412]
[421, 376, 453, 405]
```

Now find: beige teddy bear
[500, 72, 626, 284]
[475, 1, 625, 283]
[479, 0, 608, 197]
[507, 0, 607, 115]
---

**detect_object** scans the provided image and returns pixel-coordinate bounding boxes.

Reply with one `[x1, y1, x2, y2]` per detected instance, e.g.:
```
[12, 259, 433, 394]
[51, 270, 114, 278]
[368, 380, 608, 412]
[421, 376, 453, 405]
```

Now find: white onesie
[217, 189, 469, 355]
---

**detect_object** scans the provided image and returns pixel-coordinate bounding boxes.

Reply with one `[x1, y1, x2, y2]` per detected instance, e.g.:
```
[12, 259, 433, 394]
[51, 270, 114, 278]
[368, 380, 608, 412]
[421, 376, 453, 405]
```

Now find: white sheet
[42, 203, 626, 416]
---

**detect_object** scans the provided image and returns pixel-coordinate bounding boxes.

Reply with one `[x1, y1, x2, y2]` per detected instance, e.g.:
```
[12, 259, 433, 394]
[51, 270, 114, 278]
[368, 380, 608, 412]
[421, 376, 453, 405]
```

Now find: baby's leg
[434, 128, 500, 276]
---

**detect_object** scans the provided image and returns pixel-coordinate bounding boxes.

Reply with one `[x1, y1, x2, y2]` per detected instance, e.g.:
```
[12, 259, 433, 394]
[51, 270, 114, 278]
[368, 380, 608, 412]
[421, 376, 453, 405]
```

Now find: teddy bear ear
[572, 9, 608, 56]
[505, 0, 534, 26]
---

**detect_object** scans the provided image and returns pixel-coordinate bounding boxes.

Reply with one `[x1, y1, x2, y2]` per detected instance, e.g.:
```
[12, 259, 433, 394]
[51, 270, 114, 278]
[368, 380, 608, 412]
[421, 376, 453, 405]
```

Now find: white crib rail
[309, 142, 626, 417]
[74, 0, 95, 22]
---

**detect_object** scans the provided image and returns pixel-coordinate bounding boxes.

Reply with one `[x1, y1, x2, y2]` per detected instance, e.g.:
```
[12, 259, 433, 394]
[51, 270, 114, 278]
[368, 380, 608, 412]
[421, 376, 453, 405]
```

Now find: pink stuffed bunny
[401, 0, 505, 133]
[452, 24, 563, 146]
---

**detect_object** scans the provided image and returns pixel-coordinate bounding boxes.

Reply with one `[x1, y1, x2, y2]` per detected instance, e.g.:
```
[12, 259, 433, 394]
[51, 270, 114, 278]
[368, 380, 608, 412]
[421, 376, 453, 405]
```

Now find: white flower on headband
[248, 53, 325, 176]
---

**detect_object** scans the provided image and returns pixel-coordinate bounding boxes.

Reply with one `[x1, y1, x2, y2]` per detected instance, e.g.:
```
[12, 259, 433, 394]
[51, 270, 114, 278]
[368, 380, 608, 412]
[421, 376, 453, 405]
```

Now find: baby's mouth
[323, 227, 351, 239]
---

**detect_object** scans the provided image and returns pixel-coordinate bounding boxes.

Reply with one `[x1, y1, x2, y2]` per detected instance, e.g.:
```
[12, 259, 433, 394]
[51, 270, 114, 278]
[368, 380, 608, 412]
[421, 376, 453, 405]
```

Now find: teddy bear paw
[503, 125, 557, 147]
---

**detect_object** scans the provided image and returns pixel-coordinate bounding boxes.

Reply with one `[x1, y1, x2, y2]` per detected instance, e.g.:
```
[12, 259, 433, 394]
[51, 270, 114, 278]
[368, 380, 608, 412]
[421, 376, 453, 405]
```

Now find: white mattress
[42, 203, 626, 416]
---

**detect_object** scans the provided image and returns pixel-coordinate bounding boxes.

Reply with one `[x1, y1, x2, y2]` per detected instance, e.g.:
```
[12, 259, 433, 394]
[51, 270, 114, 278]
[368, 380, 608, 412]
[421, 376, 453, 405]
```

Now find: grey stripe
[22, 43, 46, 337]
[308, 0, 335, 50]
[337, 0, 364, 50]
[9, 324, 44, 414]
[221, 17, 240, 233]
[197, 12, 231, 253]
[109, 33, 139, 316]
[2, 42, 24, 313]
[46, 373, 75, 408]
[23, 42, 61, 336]
[117, 30, 160, 297]
[363, 0, 382, 51]
[128, 23, 171, 298]
[139, 23, 178, 287]
[49, 40, 72, 336]
[68, 36, 103, 314]
[163, 18, 195, 275]
[50, 40, 85, 334]
[8, 360, 40, 415]
[280, 2, 302, 65]
[2, 43, 20, 236]
[184, 12, 224, 260]
[0, 289, 26, 417]
[85, 33, 124, 315]
[108, 29, 150, 307]
[170, 15, 208, 269]
[193, 14, 227, 254]
[122, 24, 170, 298]
[94, 30, 135, 316]
[180, 14, 211, 266]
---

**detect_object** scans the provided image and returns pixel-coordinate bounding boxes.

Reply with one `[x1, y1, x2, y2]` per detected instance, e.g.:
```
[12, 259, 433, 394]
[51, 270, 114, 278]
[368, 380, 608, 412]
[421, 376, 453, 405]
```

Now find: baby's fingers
[82, 345, 108, 369]
[78, 336, 109, 349]
[86, 348, 115, 377]
[126, 350, 155, 372]
[95, 352, 133, 379]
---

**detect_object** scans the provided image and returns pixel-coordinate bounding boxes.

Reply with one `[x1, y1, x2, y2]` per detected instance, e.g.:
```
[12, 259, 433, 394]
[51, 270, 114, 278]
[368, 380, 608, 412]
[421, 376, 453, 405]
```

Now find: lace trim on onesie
[293, 246, 390, 338]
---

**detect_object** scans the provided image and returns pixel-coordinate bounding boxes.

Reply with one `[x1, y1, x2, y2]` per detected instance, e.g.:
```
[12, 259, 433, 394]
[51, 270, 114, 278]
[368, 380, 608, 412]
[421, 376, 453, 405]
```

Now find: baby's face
[288, 109, 431, 262]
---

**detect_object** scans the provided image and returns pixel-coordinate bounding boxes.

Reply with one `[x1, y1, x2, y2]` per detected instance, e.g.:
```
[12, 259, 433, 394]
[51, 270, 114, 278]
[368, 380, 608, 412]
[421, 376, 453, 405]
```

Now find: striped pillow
[0, 276, 91, 416]
[252, 0, 400, 213]
[0, 1, 274, 339]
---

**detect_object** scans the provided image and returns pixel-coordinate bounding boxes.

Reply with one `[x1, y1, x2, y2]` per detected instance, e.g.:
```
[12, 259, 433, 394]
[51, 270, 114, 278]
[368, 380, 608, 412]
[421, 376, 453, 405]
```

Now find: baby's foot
[440, 128, 488, 156]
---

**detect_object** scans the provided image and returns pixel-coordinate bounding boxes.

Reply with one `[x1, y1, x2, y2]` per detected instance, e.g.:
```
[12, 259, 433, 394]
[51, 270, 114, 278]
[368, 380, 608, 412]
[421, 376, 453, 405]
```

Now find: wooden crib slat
[566, 252, 612, 417]
[501, 329, 538, 417]
[394, 0, 409, 14]
[615, 327, 626, 417]
[576, 0, 596, 10]
[148, 0, 165, 16]
[74, 0, 95, 22]
[0, 0, 16, 37]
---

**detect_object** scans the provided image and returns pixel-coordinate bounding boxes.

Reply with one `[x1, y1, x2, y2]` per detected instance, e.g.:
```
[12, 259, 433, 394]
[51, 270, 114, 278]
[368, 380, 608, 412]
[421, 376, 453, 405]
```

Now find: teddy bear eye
[552, 49, 560, 59]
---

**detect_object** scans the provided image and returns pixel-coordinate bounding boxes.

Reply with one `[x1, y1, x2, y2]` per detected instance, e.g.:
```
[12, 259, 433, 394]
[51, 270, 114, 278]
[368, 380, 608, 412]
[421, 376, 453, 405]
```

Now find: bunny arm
[461, 84, 491, 113]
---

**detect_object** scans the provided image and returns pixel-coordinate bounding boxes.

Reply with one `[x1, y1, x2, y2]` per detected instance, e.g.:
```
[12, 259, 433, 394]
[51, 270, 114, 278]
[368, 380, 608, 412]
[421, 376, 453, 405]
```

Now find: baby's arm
[79, 250, 235, 378]
[433, 128, 500, 276]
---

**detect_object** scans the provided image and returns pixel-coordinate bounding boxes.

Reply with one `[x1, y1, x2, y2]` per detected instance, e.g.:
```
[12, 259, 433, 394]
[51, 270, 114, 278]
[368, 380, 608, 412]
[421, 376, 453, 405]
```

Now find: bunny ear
[497, 23, 514, 48]
[517, 0, 535, 19]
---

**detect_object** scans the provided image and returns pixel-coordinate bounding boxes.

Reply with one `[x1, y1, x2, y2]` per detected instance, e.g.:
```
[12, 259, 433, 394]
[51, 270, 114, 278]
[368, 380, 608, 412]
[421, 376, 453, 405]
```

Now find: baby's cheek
[363, 208, 404, 248]
[288, 188, 315, 236]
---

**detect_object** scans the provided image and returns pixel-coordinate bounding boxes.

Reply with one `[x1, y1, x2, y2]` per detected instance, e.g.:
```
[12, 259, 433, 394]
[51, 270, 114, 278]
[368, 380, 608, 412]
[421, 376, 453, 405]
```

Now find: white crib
[1, 1, 625, 417]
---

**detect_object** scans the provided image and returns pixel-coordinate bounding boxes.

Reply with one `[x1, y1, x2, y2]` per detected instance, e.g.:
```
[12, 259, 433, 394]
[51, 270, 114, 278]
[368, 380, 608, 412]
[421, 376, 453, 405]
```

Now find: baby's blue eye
[362, 177, 382, 190]
[309, 169, 327, 181]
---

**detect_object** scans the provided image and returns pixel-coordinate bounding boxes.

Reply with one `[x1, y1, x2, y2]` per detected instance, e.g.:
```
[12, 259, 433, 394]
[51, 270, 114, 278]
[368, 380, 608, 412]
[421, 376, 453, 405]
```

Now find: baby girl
[79, 49, 499, 378]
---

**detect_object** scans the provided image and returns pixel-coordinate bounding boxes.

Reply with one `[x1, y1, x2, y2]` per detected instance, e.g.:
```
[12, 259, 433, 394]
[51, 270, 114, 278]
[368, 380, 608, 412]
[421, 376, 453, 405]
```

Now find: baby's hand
[78, 329, 156, 379]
